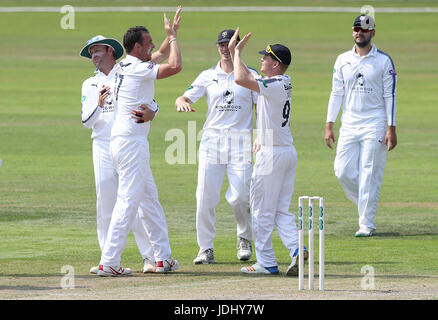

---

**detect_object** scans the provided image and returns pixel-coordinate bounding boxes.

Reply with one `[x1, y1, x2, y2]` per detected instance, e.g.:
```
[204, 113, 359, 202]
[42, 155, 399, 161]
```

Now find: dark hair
[123, 26, 149, 53]
[105, 46, 116, 59]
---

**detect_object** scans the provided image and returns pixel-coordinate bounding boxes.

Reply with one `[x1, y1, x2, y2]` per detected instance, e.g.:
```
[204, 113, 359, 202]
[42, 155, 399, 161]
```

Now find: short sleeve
[183, 71, 208, 104]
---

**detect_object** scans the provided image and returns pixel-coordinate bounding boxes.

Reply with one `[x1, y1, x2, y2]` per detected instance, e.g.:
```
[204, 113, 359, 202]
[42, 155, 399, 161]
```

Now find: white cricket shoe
[155, 258, 179, 273]
[241, 263, 279, 275]
[355, 226, 376, 237]
[193, 248, 215, 264]
[97, 264, 132, 277]
[143, 258, 156, 273]
[237, 237, 253, 261]
[89, 266, 99, 274]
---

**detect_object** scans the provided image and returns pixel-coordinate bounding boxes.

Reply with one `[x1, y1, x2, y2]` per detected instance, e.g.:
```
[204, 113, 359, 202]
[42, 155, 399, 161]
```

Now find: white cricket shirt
[183, 61, 258, 132]
[81, 67, 117, 141]
[255, 74, 294, 147]
[327, 44, 397, 127]
[111, 55, 160, 140]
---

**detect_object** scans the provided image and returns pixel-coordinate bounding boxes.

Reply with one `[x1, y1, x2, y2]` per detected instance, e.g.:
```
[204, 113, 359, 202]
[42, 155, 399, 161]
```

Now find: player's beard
[355, 36, 371, 48]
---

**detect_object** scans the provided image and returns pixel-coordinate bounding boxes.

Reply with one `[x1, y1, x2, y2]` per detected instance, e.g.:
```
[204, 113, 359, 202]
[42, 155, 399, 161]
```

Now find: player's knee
[226, 192, 249, 207]
[335, 166, 349, 182]
[336, 167, 359, 189]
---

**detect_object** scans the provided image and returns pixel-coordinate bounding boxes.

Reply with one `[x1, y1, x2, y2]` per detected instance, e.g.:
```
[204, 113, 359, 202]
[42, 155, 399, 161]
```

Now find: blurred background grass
[0, 2, 437, 290]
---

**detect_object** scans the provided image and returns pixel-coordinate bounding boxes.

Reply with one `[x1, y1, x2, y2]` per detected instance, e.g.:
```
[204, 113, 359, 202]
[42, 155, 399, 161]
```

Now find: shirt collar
[95, 63, 117, 77]
[215, 61, 232, 76]
[125, 54, 143, 63]
[351, 44, 377, 58]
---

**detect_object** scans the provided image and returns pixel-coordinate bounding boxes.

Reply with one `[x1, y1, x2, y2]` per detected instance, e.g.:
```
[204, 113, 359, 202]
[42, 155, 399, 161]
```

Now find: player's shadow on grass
[0, 285, 56, 291]
[0, 273, 64, 277]
[327, 274, 435, 279]
[373, 232, 438, 237]
[328, 261, 397, 266]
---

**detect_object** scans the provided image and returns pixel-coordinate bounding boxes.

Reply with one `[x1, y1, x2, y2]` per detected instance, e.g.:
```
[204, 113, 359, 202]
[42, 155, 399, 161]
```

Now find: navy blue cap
[258, 44, 292, 66]
[216, 29, 240, 44]
[353, 15, 375, 30]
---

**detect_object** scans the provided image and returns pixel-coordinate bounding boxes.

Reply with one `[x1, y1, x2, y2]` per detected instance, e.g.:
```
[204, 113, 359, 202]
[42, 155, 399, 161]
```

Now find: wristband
[169, 37, 177, 44]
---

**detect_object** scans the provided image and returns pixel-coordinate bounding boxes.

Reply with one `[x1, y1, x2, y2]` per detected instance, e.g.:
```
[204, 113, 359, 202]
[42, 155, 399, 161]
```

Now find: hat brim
[79, 38, 124, 60]
[216, 39, 231, 44]
[258, 50, 269, 55]
[352, 24, 375, 31]
[216, 38, 241, 44]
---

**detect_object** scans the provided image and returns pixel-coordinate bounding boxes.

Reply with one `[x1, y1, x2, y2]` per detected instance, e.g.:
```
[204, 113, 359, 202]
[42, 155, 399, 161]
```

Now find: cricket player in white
[175, 29, 257, 264]
[80, 35, 158, 274]
[325, 15, 398, 237]
[229, 28, 303, 275]
[97, 7, 183, 276]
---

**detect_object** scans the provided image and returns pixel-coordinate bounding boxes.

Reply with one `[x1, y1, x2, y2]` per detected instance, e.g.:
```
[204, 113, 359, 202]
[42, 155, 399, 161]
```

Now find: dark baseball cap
[216, 29, 240, 44]
[353, 14, 375, 30]
[258, 44, 291, 66]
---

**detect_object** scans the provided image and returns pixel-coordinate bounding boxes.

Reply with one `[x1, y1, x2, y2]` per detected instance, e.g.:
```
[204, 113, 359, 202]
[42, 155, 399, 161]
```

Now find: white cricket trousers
[99, 136, 172, 266]
[250, 145, 299, 268]
[92, 139, 153, 261]
[196, 131, 252, 251]
[334, 124, 388, 230]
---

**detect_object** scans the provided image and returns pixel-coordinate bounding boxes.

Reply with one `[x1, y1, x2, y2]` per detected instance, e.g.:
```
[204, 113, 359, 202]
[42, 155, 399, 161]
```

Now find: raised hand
[235, 32, 252, 52]
[172, 5, 182, 33]
[164, 5, 182, 38]
[163, 13, 175, 37]
[228, 27, 239, 57]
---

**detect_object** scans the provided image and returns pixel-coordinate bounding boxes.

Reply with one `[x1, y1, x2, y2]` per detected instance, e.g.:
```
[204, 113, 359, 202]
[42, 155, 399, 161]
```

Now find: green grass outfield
[0, 2, 437, 301]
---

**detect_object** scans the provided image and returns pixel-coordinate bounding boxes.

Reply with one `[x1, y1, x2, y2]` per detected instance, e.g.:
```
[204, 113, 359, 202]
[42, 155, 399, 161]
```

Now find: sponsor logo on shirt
[187, 85, 194, 90]
[102, 103, 114, 113]
[353, 72, 373, 94]
[102, 92, 114, 113]
[223, 90, 234, 105]
[357, 73, 365, 86]
[215, 90, 241, 111]
[389, 69, 397, 75]
[215, 105, 242, 111]
[81, 96, 86, 102]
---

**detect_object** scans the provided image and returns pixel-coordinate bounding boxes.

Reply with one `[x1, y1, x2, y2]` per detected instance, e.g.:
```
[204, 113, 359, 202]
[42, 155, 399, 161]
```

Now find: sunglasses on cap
[266, 44, 283, 63]
[352, 26, 371, 33]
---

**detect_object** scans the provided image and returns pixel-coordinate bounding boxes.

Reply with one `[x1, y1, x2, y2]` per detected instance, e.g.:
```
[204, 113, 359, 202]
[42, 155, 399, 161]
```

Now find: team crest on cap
[358, 15, 375, 30]
[222, 31, 228, 38]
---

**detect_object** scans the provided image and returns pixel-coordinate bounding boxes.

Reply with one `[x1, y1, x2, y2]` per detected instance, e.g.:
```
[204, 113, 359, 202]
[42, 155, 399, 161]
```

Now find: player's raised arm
[232, 30, 259, 93]
[156, 9, 182, 79]
[151, 5, 182, 64]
